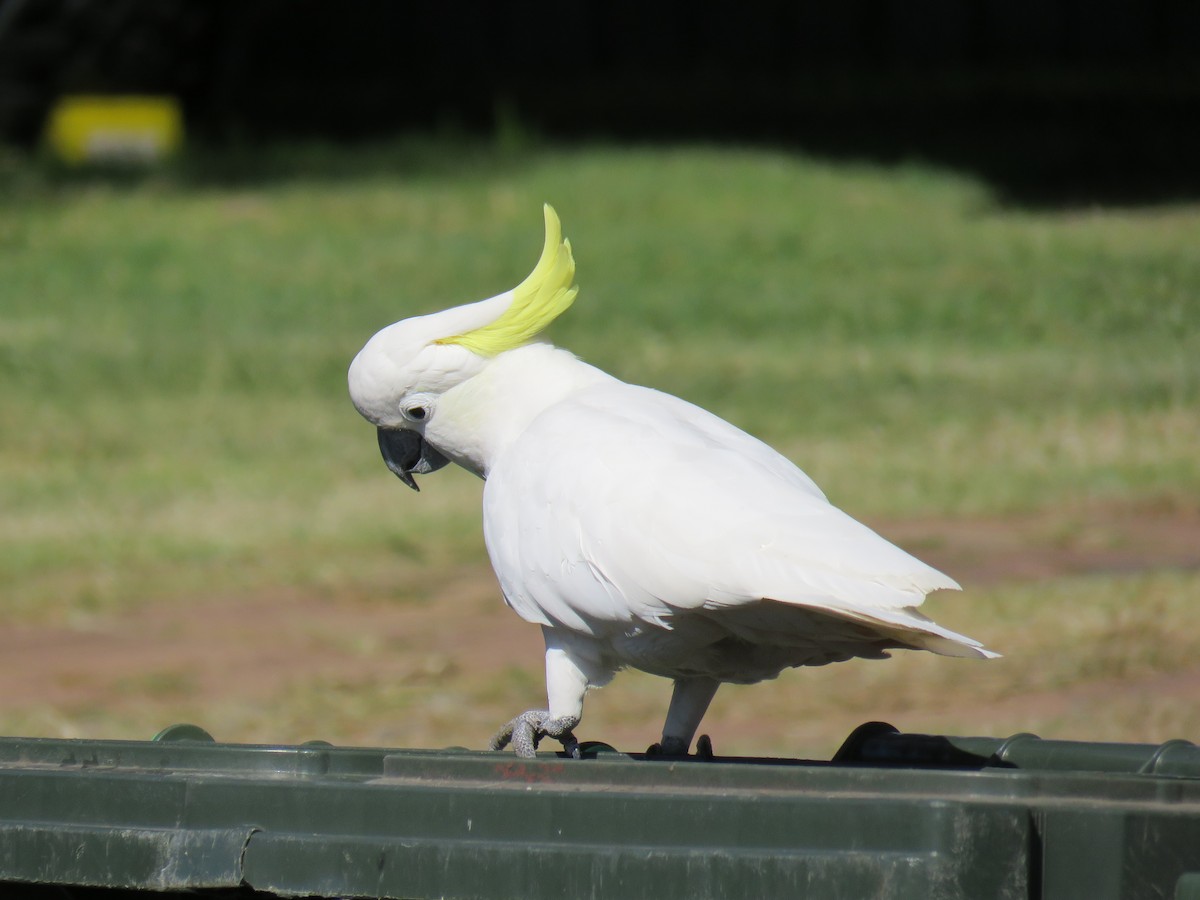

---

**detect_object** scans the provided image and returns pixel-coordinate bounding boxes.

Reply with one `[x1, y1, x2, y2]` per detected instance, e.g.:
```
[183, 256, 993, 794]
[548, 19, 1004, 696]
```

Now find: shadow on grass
[781, 92, 1200, 209]
[5, 72, 1200, 210]
[525, 67, 1200, 210]
[0, 131, 542, 198]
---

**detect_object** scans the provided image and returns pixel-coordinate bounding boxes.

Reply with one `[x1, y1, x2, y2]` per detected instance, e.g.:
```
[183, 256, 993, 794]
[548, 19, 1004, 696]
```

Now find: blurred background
[5, 0, 1200, 201]
[0, 0, 1197, 757]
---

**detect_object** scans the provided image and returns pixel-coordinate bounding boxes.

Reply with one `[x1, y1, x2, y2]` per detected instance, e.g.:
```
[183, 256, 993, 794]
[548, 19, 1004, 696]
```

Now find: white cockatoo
[349, 205, 997, 758]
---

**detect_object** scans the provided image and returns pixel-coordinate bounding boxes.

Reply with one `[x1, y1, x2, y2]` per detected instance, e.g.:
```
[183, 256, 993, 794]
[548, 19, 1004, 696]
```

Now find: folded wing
[483, 381, 994, 661]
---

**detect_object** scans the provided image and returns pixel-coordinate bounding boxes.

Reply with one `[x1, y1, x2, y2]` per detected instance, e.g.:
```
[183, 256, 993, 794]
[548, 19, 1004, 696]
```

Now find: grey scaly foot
[489, 710, 581, 758]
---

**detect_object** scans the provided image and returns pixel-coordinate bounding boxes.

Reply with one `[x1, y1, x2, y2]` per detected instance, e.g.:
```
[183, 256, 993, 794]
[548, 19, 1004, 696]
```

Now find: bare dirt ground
[2, 502, 1198, 756]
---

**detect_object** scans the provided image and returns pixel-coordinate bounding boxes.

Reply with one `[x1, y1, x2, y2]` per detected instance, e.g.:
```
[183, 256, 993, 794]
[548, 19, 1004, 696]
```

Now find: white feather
[474, 346, 994, 684]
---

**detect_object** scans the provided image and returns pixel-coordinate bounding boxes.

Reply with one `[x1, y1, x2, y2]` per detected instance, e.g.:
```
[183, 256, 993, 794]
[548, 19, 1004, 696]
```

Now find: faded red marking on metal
[494, 761, 566, 782]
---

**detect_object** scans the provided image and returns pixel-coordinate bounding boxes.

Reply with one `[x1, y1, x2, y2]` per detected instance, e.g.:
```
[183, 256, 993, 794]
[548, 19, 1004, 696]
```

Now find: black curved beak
[377, 428, 450, 492]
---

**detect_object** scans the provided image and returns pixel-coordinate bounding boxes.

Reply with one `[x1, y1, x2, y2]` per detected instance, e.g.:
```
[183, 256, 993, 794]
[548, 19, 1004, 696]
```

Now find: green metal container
[0, 722, 1197, 899]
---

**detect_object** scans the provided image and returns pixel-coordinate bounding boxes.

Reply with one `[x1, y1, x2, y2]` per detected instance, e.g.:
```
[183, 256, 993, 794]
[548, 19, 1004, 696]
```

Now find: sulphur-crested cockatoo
[349, 205, 997, 758]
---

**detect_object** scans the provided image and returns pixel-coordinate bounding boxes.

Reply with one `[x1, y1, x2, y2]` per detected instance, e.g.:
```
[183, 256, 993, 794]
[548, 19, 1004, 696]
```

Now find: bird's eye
[400, 392, 436, 423]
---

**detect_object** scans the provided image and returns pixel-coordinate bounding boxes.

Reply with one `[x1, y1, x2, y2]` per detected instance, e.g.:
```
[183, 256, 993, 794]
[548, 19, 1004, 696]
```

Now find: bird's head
[348, 204, 577, 490]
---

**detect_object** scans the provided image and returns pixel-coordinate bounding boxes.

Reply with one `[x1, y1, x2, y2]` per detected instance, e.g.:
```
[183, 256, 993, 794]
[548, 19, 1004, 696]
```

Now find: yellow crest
[437, 204, 578, 356]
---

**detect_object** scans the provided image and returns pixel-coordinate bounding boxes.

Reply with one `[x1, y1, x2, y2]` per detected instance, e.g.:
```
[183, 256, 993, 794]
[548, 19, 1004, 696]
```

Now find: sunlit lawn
[1, 140, 1197, 751]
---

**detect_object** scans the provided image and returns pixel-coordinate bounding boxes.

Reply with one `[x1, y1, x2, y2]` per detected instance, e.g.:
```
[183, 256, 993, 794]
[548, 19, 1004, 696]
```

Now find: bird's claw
[646, 733, 715, 760]
[489, 710, 582, 759]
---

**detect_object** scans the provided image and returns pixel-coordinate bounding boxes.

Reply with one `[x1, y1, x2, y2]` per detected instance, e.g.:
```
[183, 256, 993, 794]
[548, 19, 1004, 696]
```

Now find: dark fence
[3, 0, 1200, 201]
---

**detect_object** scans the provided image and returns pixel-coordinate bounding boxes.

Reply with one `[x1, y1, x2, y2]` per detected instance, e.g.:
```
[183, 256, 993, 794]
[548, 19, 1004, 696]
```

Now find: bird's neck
[428, 343, 613, 478]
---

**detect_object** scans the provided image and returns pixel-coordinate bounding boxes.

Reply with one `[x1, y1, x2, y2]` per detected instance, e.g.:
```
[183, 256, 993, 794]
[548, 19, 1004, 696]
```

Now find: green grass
[1, 138, 1197, 629]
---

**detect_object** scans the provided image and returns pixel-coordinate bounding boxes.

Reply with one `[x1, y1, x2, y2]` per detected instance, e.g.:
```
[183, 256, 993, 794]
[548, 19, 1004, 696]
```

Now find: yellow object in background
[44, 95, 184, 165]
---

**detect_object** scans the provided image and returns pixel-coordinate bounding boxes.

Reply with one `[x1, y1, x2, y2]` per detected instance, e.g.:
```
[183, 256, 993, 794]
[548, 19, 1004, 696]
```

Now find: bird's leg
[648, 676, 720, 756]
[489, 644, 589, 758]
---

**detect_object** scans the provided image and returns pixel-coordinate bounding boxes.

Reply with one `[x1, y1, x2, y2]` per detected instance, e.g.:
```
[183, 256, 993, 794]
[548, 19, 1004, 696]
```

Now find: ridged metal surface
[0, 723, 1197, 899]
